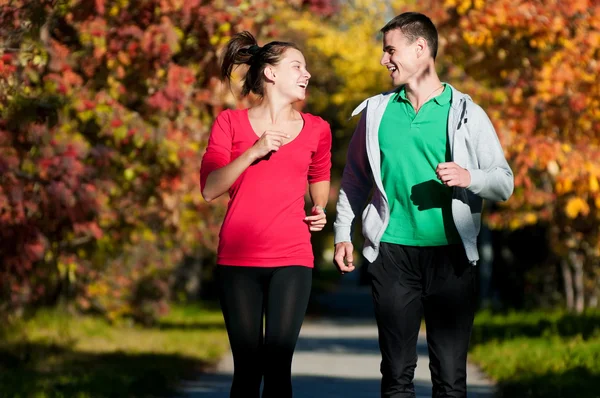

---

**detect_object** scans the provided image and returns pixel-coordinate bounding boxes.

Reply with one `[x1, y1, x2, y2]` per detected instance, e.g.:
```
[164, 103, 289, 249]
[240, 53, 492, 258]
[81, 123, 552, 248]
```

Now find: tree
[417, 0, 600, 311]
[0, 0, 306, 322]
[288, 0, 600, 309]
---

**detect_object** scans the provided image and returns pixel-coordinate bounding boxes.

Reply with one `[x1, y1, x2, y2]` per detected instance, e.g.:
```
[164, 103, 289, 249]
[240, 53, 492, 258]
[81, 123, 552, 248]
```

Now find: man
[333, 12, 514, 398]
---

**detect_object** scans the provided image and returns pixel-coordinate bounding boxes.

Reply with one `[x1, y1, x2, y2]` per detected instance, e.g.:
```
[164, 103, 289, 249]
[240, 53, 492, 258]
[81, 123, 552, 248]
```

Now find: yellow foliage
[509, 218, 522, 230]
[565, 197, 590, 219]
[590, 175, 599, 193]
[109, 5, 120, 17]
[285, 0, 401, 120]
[142, 228, 157, 243]
[524, 213, 538, 225]
[457, 0, 472, 15]
[88, 282, 110, 297]
[556, 178, 573, 194]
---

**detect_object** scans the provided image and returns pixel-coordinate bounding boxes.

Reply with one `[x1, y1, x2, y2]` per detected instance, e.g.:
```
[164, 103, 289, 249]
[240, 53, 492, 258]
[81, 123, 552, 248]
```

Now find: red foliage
[0, 0, 288, 320]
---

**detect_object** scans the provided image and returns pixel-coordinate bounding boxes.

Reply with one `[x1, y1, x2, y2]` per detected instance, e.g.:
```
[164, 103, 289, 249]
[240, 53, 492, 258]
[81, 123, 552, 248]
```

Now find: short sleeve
[200, 110, 233, 191]
[308, 118, 332, 184]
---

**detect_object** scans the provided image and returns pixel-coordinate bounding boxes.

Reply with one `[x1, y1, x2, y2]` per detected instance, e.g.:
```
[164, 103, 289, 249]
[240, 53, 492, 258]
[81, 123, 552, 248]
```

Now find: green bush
[0, 304, 228, 397]
[471, 310, 600, 398]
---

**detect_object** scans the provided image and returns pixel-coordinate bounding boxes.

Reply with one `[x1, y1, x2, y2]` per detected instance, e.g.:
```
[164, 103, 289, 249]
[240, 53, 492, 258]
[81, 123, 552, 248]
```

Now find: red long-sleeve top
[200, 109, 332, 268]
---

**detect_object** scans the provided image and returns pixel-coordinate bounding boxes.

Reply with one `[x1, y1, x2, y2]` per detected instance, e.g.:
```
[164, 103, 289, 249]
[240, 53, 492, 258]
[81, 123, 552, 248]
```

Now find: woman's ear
[264, 65, 276, 82]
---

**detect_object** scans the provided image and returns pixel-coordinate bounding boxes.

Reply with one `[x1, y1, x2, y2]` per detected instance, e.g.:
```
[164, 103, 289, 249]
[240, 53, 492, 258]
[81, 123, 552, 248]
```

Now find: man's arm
[436, 104, 514, 202]
[333, 111, 374, 272]
[466, 104, 514, 202]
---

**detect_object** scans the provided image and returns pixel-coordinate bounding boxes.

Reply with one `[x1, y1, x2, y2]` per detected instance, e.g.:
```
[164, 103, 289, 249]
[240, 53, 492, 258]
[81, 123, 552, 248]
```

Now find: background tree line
[1, 0, 599, 324]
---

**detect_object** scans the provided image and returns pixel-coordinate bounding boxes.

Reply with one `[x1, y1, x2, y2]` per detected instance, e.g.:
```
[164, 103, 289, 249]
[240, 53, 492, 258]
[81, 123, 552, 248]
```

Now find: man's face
[380, 29, 421, 86]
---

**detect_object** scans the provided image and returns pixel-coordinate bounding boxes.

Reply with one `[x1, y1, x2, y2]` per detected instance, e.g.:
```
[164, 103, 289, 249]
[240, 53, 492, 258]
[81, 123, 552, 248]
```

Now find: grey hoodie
[333, 84, 514, 264]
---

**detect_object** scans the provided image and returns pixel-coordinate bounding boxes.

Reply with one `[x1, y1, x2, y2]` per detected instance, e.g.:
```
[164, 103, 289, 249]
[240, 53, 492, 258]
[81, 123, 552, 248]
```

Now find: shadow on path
[178, 373, 496, 398]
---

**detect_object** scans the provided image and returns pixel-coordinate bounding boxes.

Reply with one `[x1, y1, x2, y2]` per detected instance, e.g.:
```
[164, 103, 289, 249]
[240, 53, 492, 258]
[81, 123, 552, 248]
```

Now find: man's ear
[416, 37, 427, 58]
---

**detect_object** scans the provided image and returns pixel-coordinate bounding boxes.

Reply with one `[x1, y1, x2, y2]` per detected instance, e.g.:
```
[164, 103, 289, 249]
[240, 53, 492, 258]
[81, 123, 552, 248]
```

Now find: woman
[200, 31, 332, 398]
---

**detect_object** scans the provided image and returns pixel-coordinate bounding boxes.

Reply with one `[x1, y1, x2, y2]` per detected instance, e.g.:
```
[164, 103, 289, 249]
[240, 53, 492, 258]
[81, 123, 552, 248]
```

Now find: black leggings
[217, 265, 312, 398]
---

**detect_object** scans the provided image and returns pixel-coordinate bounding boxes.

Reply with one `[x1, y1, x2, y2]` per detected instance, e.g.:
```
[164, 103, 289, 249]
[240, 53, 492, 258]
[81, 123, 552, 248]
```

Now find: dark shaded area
[487, 224, 554, 310]
[495, 368, 600, 398]
[157, 321, 225, 331]
[306, 272, 375, 319]
[0, 342, 209, 398]
[410, 179, 450, 211]
[178, 372, 496, 398]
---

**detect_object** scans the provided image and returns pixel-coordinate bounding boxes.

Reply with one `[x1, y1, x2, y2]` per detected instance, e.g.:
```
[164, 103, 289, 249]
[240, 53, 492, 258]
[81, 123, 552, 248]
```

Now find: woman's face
[269, 48, 311, 102]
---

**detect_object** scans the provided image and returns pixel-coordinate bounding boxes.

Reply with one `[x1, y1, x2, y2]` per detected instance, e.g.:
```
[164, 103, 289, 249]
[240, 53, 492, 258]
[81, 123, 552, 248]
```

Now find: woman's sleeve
[200, 110, 233, 191]
[308, 119, 332, 183]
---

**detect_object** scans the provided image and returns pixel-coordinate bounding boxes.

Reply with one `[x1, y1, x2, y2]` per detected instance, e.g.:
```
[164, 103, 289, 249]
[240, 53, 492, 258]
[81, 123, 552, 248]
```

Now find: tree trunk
[569, 251, 585, 314]
[589, 264, 599, 309]
[589, 276, 599, 309]
[172, 251, 204, 301]
[561, 256, 574, 311]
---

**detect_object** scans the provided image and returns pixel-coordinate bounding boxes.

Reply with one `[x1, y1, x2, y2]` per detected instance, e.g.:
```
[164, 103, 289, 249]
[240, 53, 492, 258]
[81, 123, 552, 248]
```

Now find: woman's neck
[250, 99, 298, 124]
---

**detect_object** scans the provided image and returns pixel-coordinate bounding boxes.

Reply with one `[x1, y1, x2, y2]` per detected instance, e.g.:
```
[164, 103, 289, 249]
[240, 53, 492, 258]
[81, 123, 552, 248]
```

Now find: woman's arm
[304, 116, 332, 232]
[305, 180, 330, 232]
[201, 130, 289, 202]
[202, 149, 257, 202]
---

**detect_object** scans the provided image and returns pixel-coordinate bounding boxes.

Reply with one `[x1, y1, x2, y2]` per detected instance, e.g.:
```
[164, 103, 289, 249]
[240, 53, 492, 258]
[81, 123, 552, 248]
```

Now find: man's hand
[436, 162, 471, 188]
[334, 242, 356, 274]
[305, 205, 327, 232]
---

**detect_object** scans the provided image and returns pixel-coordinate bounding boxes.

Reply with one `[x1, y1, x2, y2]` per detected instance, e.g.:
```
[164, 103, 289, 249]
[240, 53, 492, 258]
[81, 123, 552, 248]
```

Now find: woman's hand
[249, 130, 289, 160]
[305, 205, 327, 232]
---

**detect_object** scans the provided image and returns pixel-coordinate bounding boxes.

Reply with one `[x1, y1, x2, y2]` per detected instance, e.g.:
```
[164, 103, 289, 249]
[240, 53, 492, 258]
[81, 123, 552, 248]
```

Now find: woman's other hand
[305, 205, 326, 232]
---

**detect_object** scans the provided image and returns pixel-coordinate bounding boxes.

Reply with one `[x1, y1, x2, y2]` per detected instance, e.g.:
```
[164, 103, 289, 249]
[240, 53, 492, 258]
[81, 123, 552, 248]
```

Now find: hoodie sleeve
[466, 104, 514, 202]
[333, 111, 374, 244]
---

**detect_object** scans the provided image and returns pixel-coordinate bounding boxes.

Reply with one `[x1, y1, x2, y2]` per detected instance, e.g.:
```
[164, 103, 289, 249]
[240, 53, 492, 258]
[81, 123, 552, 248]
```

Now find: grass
[0, 304, 229, 398]
[470, 310, 600, 398]
[5, 295, 598, 398]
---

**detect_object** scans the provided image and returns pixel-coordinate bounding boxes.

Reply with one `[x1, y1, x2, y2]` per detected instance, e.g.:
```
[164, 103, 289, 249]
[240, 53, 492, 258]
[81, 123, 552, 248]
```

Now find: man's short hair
[380, 12, 438, 60]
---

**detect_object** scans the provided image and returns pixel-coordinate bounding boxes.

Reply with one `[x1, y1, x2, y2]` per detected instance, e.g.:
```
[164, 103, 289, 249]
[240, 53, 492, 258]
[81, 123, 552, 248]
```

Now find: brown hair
[380, 12, 438, 60]
[220, 31, 300, 97]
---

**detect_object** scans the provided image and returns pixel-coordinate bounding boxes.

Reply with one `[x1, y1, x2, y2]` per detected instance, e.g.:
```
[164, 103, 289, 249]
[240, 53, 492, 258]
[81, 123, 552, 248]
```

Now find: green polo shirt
[379, 84, 461, 246]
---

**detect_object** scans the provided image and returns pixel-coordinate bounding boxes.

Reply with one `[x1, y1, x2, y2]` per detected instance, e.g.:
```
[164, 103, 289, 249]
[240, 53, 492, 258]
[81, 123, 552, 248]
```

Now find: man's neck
[403, 64, 443, 112]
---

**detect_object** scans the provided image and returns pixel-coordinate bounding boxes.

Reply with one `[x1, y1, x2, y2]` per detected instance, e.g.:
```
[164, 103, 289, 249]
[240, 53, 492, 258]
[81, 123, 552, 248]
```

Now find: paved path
[176, 272, 496, 398]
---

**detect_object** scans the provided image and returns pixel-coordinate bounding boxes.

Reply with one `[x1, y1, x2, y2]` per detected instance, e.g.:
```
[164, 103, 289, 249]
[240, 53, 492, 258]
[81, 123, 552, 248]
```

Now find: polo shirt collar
[434, 83, 451, 105]
[396, 83, 451, 106]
